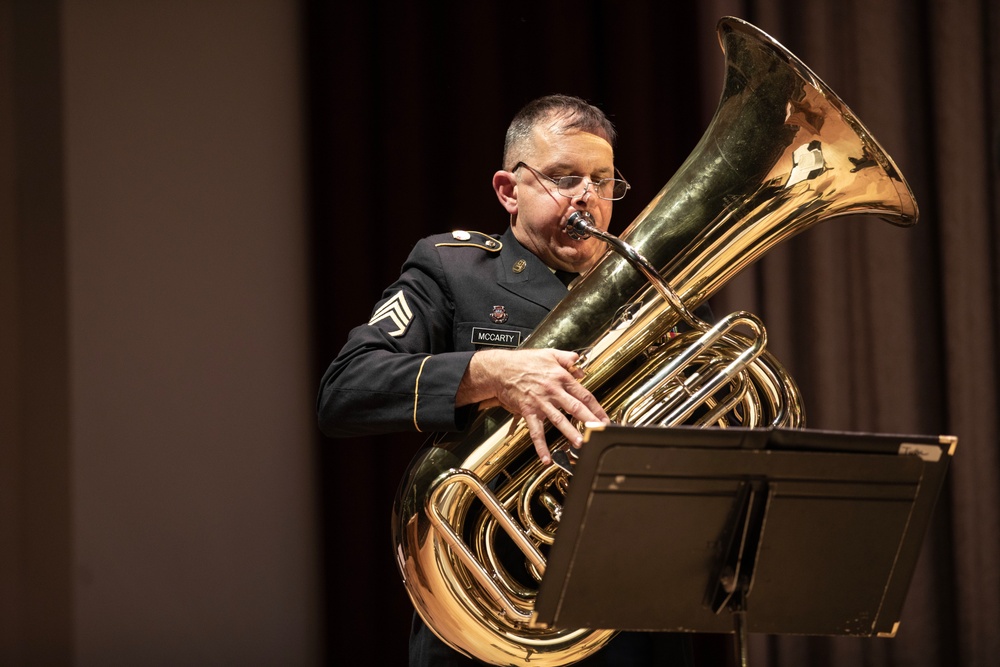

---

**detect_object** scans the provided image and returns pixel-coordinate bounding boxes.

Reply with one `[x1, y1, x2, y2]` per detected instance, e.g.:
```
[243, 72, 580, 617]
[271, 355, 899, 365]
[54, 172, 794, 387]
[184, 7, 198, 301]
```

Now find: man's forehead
[528, 125, 614, 161]
[536, 119, 611, 143]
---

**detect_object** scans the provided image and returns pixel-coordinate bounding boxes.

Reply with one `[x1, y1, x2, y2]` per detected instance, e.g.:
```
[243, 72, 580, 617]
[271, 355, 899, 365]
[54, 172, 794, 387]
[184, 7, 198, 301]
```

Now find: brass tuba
[392, 16, 918, 666]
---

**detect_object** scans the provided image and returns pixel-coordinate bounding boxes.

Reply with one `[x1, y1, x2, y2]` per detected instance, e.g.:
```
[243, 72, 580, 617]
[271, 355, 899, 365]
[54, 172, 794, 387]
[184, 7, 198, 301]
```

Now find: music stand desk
[531, 425, 954, 659]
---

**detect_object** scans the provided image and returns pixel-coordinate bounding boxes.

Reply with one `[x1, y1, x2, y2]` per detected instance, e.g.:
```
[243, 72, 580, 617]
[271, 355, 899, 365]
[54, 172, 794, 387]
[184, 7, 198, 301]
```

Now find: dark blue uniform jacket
[318, 226, 570, 437]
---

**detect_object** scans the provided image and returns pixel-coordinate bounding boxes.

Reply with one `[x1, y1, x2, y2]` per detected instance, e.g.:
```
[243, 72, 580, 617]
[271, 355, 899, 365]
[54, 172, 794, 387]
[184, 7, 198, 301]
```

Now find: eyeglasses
[511, 162, 631, 201]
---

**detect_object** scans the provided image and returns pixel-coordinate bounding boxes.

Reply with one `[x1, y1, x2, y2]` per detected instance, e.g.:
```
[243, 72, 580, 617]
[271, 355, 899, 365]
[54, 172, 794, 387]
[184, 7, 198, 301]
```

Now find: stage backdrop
[307, 0, 998, 666]
[2, 1, 320, 664]
[3, 0, 995, 665]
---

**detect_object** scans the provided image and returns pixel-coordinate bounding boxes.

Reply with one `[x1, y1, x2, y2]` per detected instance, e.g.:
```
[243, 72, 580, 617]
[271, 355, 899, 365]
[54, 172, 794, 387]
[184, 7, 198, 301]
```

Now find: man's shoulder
[425, 229, 504, 253]
[407, 230, 506, 275]
[397, 230, 506, 289]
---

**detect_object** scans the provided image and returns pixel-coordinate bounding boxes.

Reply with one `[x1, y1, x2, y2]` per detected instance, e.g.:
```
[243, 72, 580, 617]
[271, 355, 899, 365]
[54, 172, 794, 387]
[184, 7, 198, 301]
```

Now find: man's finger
[561, 382, 610, 424]
[543, 403, 584, 447]
[524, 414, 552, 465]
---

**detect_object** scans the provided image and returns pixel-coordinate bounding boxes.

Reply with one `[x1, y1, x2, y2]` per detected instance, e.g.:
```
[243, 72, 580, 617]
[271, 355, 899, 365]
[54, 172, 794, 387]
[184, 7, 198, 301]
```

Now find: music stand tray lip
[532, 424, 954, 639]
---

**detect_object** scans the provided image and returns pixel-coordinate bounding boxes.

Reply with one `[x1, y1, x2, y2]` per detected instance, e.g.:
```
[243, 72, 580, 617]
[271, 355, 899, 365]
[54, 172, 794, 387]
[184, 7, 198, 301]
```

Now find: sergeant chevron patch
[368, 290, 413, 337]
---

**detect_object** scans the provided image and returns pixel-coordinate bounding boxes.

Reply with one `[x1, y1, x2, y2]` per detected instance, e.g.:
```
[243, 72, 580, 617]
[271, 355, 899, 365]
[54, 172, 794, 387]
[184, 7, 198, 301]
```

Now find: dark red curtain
[304, 0, 999, 665]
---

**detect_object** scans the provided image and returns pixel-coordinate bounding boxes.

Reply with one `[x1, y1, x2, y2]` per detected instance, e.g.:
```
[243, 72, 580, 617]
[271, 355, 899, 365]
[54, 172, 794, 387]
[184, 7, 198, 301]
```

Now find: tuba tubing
[393, 16, 918, 666]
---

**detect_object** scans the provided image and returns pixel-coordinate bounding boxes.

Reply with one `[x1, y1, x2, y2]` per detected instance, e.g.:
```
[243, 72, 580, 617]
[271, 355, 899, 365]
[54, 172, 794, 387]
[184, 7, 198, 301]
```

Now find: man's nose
[573, 185, 595, 205]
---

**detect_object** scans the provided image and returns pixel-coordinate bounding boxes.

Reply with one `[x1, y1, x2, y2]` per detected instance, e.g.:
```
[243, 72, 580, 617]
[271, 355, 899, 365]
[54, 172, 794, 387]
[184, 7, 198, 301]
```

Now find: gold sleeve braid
[412, 355, 432, 432]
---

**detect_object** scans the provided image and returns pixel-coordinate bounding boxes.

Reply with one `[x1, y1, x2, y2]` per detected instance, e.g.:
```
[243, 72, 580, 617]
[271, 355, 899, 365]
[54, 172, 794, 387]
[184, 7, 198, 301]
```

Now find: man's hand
[456, 348, 610, 465]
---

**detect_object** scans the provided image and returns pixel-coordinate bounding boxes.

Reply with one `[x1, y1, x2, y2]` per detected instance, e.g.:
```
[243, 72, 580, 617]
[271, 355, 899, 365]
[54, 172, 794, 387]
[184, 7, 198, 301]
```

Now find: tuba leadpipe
[392, 16, 918, 666]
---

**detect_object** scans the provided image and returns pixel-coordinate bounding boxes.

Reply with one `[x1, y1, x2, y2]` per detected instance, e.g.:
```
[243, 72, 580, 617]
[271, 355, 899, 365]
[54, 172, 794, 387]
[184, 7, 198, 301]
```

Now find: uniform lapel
[495, 227, 567, 311]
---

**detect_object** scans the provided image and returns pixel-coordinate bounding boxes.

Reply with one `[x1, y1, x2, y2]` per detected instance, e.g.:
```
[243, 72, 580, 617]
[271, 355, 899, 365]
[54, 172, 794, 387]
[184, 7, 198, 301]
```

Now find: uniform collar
[496, 227, 567, 311]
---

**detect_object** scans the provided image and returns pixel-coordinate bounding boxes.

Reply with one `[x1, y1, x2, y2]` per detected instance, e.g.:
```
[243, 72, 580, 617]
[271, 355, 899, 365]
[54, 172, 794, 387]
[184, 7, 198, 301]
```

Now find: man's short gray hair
[502, 94, 617, 170]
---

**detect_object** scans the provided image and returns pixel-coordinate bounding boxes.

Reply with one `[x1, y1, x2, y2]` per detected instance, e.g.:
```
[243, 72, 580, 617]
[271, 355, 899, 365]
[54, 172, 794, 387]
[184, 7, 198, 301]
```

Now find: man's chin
[556, 251, 601, 274]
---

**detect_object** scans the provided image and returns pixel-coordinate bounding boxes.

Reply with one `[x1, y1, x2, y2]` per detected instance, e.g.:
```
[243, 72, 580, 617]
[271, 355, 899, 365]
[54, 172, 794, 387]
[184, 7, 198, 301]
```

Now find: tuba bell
[392, 16, 918, 666]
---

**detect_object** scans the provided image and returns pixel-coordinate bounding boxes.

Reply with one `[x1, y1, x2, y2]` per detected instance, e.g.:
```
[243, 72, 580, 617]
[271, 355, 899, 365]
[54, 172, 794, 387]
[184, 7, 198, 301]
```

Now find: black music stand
[530, 425, 955, 666]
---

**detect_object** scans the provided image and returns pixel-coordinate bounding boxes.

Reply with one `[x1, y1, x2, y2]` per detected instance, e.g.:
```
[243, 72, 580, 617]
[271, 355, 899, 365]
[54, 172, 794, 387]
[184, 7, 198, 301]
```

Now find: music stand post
[706, 477, 769, 666]
[530, 425, 955, 666]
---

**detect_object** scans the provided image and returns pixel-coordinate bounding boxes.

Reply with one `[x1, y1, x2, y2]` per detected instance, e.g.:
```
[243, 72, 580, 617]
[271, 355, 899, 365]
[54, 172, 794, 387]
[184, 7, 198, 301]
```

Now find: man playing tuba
[318, 94, 700, 666]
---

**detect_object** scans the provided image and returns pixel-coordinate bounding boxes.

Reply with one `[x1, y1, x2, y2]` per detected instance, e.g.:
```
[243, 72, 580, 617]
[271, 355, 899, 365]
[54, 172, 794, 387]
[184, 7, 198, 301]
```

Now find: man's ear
[492, 170, 518, 215]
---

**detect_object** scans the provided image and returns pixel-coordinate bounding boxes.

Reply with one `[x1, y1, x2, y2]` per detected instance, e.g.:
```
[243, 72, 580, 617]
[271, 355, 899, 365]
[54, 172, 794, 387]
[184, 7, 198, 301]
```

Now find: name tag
[471, 327, 521, 348]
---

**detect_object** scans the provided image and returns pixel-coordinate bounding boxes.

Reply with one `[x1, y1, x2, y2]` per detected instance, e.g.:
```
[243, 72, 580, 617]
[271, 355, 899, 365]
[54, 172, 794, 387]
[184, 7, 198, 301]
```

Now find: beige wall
[1, 1, 321, 664]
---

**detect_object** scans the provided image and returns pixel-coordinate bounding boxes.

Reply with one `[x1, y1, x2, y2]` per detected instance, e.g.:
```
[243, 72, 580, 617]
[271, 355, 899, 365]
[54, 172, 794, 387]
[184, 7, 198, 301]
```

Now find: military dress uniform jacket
[318, 226, 707, 667]
[317, 226, 571, 438]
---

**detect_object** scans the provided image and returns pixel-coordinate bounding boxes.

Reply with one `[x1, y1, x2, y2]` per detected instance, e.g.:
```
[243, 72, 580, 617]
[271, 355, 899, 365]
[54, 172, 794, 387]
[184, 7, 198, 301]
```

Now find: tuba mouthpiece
[565, 211, 594, 240]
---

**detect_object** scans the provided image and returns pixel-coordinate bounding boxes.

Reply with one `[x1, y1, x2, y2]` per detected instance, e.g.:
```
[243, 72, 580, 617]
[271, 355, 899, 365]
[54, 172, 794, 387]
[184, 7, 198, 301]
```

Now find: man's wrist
[456, 349, 503, 407]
